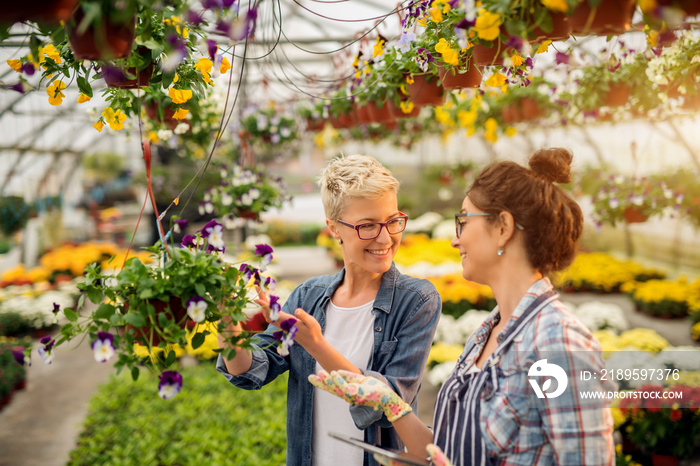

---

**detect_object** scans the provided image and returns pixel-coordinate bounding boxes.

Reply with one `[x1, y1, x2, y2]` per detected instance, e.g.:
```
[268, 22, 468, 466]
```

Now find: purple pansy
[395, 31, 416, 53]
[261, 276, 276, 293]
[173, 218, 188, 234]
[456, 18, 475, 29]
[272, 318, 298, 357]
[186, 296, 207, 323]
[37, 336, 55, 364]
[254, 244, 274, 270]
[91, 332, 116, 363]
[158, 371, 183, 400]
[555, 52, 570, 65]
[181, 234, 196, 248]
[206, 39, 218, 61]
[12, 348, 30, 366]
[21, 63, 35, 75]
[269, 295, 282, 321]
[239, 263, 261, 285]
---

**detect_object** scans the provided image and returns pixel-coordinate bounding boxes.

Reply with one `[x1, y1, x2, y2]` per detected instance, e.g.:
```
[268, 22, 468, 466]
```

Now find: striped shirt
[433, 278, 615, 466]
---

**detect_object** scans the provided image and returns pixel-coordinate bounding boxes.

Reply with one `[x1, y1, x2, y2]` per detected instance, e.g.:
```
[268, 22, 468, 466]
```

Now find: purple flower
[21, 63, 35, 75]
[206, 39, 218, 61]
[173, 218, 188, 234]
[261, 276, 276, 293]
[272, 318, 297, 357]
[448, 0, 459, 7]
[37, 336, 55, 364]
[200, 219, 222, 238]
[269, 295, 281, 321]
[239, 263, 261, 285]
[416, 48, 434, 73]
[91, 332, 115, 363]
[202, 0, 223, 9]
[254, 244, 274, 270]
[456, 18, 475, 29]
[10, 82, 26, 94]
[158, 371, 183, 400]
[504, 36, 523, 51]
[181, 234, 196, 248]
[53, 302, 60, 314]
[395, 31, 416, 53]
[223, 0, 237, 6]
[186, 296, 207, 323]
[186, 9, 204, 25]
[12, 348, 29, 366]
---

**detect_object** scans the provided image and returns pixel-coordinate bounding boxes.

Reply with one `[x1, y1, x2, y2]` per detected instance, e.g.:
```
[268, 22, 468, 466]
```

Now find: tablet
[328, 431, 430, 466]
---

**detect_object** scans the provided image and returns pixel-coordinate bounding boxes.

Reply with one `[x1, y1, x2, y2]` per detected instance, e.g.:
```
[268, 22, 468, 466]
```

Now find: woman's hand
[308, 369, 412, 422]
[372, 444, 452, 466]
[255, 290, 323, 350]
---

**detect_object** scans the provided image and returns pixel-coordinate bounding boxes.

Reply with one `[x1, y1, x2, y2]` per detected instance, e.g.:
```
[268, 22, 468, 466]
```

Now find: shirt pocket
[373, 337, 398, 368]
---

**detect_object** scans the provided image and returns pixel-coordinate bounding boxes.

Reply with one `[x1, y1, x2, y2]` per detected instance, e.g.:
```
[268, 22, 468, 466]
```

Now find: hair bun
[528, 148, 573, 184]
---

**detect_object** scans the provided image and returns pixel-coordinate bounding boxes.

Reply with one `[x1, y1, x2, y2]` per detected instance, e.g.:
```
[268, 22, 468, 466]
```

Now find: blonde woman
[217, 155, 442, 466]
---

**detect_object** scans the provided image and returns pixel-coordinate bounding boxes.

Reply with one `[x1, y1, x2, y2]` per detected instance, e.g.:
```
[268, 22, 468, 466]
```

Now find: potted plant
[646, 35, 700, 104]
[590, 174, 685, 227]
[239, 105, 299, 148]
[13, 222, 294, 399]
[203, 163, 291, 227]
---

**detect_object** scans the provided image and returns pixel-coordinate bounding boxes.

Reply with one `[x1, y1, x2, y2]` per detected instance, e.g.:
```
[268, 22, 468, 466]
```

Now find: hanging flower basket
[329, 112, 355, 129]
[438, 56, 482, 90]
[603, 83, 631, 107]
[569, 0, 636, 36]
[472, 42, 513, 67]
[123, 298, 189, 347]
[407, 75, 444, 107]
[531, 12, 572, 43]
[500, 97, 543, 123]
[67, 11, 136, 60]
[353, 104, 372, 125]
[623, 206, 648, 224]
[305, 118, 325, 132]
[366, 101, 395, 123]
[102, 62, 154, 89]
[1, 0, 77, 24]
[145, 101, 178, 130]
[392, 100, 420, 119]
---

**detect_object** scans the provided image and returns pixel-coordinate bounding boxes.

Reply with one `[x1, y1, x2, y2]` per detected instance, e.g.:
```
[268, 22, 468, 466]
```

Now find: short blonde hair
[318, 154, 400, 220]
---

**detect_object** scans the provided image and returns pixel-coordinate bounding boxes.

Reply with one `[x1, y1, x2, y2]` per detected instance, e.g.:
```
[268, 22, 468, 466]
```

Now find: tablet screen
[328, 432, 430, 466]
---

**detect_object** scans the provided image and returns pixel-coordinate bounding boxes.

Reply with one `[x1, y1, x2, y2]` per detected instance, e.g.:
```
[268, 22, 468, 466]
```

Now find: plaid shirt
[449, 278, 615, 466]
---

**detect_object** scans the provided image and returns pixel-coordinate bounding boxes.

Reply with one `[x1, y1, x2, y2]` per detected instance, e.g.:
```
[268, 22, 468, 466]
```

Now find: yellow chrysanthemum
[435, 38, 459, 66]
[46, 80, 66, 106]
[220, 56, 231, 74]
[77, 93, 91, 104]
[93, 120, 105, 132]
[173, 108, 189, 120]
[536, 40, 552, 54]
[7, 59, 21, 72]
[195, 57, 213, 84]
[428, 343, 463, 365]
[169, 87, 193, 104]
[474, 10, 502, 41]
[541, 0, 570, 13]
[485, 72, 507, 87]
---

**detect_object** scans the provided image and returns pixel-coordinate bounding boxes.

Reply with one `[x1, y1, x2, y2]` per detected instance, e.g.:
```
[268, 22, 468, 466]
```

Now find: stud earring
[338, 238, 343, 245]
[497, 248, 504, 256]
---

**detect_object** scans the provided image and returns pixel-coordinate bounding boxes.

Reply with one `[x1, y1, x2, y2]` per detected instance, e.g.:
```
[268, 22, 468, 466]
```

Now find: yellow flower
[93, 120, 105, 132]
[42, 44, 61, 64]
[484, 117, 498, 143]
[400, 100, 415, 114]
[637, 0, 657, 13]
[474, 10, 502, 41]
[148, 131, 159, 143]
[541, 0, 570, 12]
[102, 107, 127, 131]
[647, 29, 659, 47]
[372, 37, 386, 58]
[173, 73, 179, 83]
[435, 106, 452, 125]
[220, 56, 231, 74]
[485, 72, 507, 87]
[195, 57, 213, 84]
[429, 6, 443, 22]
[510, 53, 525, 67]
[77, 93, 91, 104]
[428, 343, 463, 365]
[173, 108, 189, 120]
[536, 40, 552, 54]
[169, 87, 193, 104]
[46, 80, 66, 106]
[7, 59, 21, 72]
[505, 126, 517, 137]
[457, 109, 476, 127]
[435, 38, 459, 66]
[405, 74, 414, 85]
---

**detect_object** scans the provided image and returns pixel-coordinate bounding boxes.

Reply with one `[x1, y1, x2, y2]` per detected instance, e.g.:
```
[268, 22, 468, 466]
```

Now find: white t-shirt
[312, 299, 376, 466]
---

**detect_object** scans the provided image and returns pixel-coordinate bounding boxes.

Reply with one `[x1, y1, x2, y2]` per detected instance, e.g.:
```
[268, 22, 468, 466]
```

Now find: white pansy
[249, 188, 260, 200]
[221, 193, 233, 206]
[174, 122, 190, 135]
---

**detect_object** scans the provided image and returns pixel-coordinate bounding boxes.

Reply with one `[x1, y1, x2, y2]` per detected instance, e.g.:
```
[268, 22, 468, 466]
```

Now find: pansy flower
[272, 318, 297, 357]
[239, 263, 261, 285]
[395, 32, 416, 54]
[158, 370, 183, 399]
[91, 332, 116, 363]
[173, 218, 188, 234]
[181, 234, 196, 248]
[254, 244, 274, 270]
[269, 295, 282, 321]
[261, 276, 277, 293]
[37, 336, 55, 364]
[46, 80, 66, 106]
[13, 348, 30, 366]
[186, 296, 207, 323]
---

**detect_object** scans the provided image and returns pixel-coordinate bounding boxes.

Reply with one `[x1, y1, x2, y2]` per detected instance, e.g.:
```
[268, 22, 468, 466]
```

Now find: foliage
[264, 221, 324, 246]
[646, 34, 700, 98]
[239, 105, 299, 147]
[67, 364, 288, 465]
[0, 196, 30, 237]
[0, 337, 28, 397]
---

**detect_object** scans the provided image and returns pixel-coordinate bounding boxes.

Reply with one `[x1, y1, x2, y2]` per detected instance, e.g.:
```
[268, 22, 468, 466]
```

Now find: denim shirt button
[375, 326, 382, 332]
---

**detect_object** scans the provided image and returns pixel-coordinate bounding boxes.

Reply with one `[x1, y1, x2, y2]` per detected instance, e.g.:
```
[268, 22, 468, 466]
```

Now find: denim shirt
[217, 263, 441, 466]
[450, 278, 615, 465]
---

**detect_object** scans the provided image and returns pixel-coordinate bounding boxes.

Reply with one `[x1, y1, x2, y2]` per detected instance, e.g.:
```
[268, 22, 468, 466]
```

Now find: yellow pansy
[435, 38, 459, 66]
[457, 109, 477, 127]
[42, 44, 61, 64]
[148, 131, 159, 143]
[173, 108, 189, 120]
[7, 59, 21, 72]
[373, 37, 385, 58]
[541, 0, 569, 12]
[536, 40, 552, 54]
[77, 93, 91, 104]
[46, 80, 66, 106]
[355, 70, 361, 79]
[417, 15, 428, 27]
[195, 57, 213, 84]
[400, 100, 414, 114]
[102, 107, 127, 131]
[352, 54, 360, 68]
[173, 73, 179, 83]
[169, 87, 193, 104]
[405, 74, 414, 85]
[510, 53, 525, 67]
[474, 10, 502, 41]
[505, 126, 517, 137]
[647, 29, 659, 47]
[484, 117, 498, 142]
[485, 72, 507, 87]
[220, 56, 231, 74]
[429, 6, 443, 22]
[435, 106, 452, 125]
[164, 16, 188, 38]
[93, 120, 105, 132]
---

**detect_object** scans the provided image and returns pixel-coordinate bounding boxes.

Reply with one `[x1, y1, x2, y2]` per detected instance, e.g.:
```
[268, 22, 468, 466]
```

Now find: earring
[497, 248, 504, 256]
[338, 238, 343, 245]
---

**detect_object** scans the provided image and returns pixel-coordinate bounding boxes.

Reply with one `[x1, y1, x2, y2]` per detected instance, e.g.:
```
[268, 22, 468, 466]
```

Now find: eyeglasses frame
[454, 212, 524, 237]
[336, 212, 409, 240]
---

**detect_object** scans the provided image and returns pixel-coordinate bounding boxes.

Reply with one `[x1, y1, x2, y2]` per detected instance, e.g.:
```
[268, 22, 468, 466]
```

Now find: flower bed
[622, 277, 700, 319]
[0, 284, 78, 337]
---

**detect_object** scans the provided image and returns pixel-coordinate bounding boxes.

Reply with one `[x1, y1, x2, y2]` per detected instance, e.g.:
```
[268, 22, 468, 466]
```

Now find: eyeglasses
[336, 213, 408, 240]
[455, 212, 524, 237]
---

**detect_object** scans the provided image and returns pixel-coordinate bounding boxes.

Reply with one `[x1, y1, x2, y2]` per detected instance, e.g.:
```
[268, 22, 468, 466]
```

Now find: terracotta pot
[366, 101, 395, 123]
[520, 97, 543, 119]
[651, 454, 679, 466]
[438, 56, 482, 90]
[531, 12, 571, 43]
[329, 112, 355, 129]
[123, 298, 188, 347]
[603, 83, 631, 107]
[407, 75, 444, 107]
[501, 104, 521, 124]
[623, 206, 648, 223]
[68, 10, 136, 60]
[145, 101, 178, 130]
[103, 62, 154, 89]
[392, 100, 421, 118]
[658, 0, 700, 15]
[1, 0, 77, 23]
[472, 42, 513, 66]
[237, 209, 260, 221]
[570, 0, 636, 36]
[353, 105, 372, 125]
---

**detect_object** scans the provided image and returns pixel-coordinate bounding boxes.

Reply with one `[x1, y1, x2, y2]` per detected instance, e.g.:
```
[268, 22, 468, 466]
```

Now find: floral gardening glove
[308, 369, 412, 423]
[371, 444, 453, 466]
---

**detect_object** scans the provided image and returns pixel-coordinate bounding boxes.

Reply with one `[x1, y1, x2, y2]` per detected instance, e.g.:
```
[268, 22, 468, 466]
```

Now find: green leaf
[63, 308, 78, 322]
[86, 288, 102, 304]
[94, 303, 116, 320]
[164, 350, 177, 367]
[191, 332, 205, 350]
[194, 283, 205, 297]
[77, 76, 93, 98]
[131, 366, 140, 381]
[139, 288, 154, 299]
[124, 313, 147, 328]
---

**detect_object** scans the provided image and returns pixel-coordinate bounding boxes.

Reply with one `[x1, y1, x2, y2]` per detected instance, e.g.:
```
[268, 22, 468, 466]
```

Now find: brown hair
[467, 148, 582, 275]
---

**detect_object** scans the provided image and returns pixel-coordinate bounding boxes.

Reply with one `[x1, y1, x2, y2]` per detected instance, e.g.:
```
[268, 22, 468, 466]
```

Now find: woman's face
[334, 191, 403, 275]
[450, 196, 498, 285]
